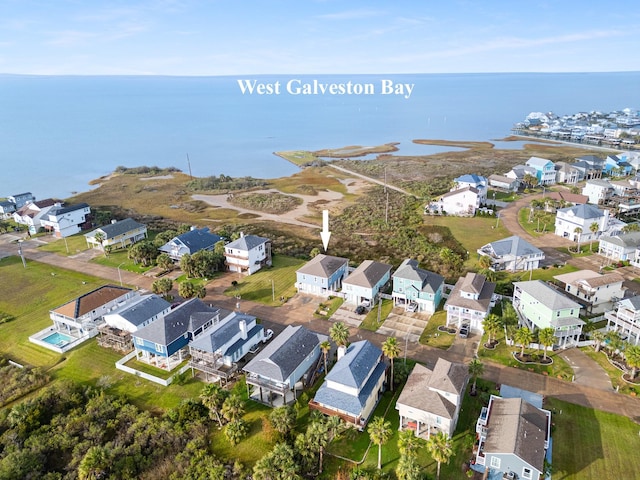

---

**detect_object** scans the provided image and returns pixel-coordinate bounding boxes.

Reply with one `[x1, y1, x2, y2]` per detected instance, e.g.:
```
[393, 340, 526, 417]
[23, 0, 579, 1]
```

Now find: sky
[1, 0, 639, 75]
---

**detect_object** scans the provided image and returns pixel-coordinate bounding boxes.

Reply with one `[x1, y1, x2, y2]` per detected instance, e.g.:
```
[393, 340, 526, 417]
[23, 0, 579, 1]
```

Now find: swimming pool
[42, 331, 73, 347]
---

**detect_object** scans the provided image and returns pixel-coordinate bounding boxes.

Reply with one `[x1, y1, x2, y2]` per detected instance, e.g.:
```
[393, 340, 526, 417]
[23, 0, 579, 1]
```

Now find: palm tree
[93, 231, 106, 254]
[624, 344, 640, 379]
[253, 442, 301, 480]
[605, 330, 623, 358]
[200, 383, 229, 427]
[590, 329, 606, 353]
[589, 221, 599, 251]
[468, 358, 484, 395]
[482, 313, 502, 345]
[382, 337, 401, 391]
[397, 428, 423, 459]
[320, 340, 331, 374]
[573, 227, 583, 253]
[514, 326, 533, 358]
[221, 393, 245, 423]
[269, 405, 297, 442]
[396, 455, 422, 480]
[478, 254, 492, 269]
[305, 418, 330, 474]
[78, 446, 111, 480]
[329, 321, 349, 347]
[368, 416, 392, 470]
[426, 431, 453, 480]
[538, 327, 556, 360]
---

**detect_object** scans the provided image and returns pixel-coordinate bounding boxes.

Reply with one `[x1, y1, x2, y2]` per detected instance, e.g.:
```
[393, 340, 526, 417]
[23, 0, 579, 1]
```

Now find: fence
[115, 351, 190, 386]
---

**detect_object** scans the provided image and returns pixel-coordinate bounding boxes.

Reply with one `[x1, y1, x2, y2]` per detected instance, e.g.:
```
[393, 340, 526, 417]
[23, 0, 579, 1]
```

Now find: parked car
[355, 305, 366, 315]
[406, 302, 418, 313]
[459, 324, 469, 338]
[263, 329, 274, 343]
[360, 299, 371, 308]
[249, 344, 260, 354]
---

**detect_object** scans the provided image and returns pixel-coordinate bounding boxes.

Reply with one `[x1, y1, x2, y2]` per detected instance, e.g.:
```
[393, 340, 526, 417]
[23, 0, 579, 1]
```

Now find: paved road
[3, 233, 640, 421]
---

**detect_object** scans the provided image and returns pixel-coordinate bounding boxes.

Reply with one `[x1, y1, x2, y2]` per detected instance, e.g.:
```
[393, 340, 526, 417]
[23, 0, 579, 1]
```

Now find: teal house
[392, 259, 444, 313]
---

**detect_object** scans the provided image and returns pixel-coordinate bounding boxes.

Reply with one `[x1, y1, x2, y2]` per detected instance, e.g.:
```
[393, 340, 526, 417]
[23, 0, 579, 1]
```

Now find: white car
[263, 329, 274, 343]
[406, 302, 418, 313]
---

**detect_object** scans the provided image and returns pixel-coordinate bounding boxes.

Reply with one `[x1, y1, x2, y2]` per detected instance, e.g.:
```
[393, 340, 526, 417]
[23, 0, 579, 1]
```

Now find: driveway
[560, 347, 613, 391]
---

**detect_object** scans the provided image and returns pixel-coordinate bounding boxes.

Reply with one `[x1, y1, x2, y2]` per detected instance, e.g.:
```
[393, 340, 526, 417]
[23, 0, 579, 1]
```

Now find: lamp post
[117, 262, 125, 286]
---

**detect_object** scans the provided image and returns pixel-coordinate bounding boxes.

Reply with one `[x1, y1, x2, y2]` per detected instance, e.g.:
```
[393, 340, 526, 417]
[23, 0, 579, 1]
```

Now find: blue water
[43, 331, 72, 347]
[1, 72, 639, 199]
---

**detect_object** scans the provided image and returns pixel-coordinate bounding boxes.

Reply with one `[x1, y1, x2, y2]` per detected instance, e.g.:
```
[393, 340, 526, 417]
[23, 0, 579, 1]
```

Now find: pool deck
[28, 326, 93, 353]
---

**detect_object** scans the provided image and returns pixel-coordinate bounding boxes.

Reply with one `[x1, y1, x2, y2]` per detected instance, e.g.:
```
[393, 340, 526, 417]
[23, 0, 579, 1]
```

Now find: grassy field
[518, 206, 556, 237]
[37, 233, 90, 256]
[419, 310, 456, 349]
[314, 296, 344, 319]
[547, 397, 640, 480]
[359, 299, 394, 331]
[223, 255, 305, 306]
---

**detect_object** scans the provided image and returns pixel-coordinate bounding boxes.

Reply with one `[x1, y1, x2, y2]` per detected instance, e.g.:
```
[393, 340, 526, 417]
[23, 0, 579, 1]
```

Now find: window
[522, 467, 532, 479]
[490, 457, 501, 469]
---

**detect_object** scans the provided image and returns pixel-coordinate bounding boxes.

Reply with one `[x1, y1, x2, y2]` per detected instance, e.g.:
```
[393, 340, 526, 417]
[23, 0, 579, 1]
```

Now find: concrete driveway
[561, 347, 613, 391]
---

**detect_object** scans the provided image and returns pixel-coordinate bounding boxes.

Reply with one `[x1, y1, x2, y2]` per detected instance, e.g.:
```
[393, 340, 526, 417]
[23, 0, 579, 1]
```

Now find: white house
[224, 233, 272, 275]
[310, 340, 387, 428]
[554, 161, 581, 184]
[444, 272, 496, 333]
[452, 174, 488, 202]
[85, 218, 148, 251]
[477, 236, 545, 272]
[505, 165, 538, 185]
[13, 199, 57, 235]
[553, 270, 625, 314]
[395, 359, 468, 438]
[39, 202, 91, 238]
[598, 231, 640, 262]
[295, 254, 349, 296]
[342, 260, 392, 305]
[439, 187, 482, 216]
[488, 174, 519, 193]
[474, 395, 551, 480]
[102, 294, 172, 332]
[605, 296, 640, 346]
[525, 156, 556, 185]
[554, 204, 610, 241]
[581, 179, 614, 205]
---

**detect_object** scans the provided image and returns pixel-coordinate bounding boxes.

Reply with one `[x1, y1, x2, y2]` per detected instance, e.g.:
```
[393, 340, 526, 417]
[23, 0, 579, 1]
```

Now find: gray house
[477, 235, 545, 272]
[159, 227, 222, 261]
[474, 395, 551, 480]
[243, 325, 327, 406]
[310, 340, 387, 429]
[295, 254, 349, 296]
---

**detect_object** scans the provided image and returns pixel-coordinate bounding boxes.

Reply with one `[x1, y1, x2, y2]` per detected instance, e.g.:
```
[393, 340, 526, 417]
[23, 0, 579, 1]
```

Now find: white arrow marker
[320, 209, 331, 252]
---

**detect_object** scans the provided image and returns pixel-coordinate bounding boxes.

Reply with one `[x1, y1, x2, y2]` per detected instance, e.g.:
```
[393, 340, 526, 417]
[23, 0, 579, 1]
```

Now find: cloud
[316, 9, 386, 21]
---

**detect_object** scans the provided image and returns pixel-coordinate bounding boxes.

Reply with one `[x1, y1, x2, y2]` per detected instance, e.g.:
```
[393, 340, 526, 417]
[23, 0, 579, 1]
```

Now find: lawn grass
[422, 215, 511, 269]
[419, 310, 456, 350]
[518, 206, 555, 237]
[546, 397, 640, 480]
[507, 263, 578, 283]
[359, 299, 394, 331]
[314, 296, 344, 319]
[37, 233, 90, 256]
[91, 248, 155, 274]
[223, 255, 305, 306]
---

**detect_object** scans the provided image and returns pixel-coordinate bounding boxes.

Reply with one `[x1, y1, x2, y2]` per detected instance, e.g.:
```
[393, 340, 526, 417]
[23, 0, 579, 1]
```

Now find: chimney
[111, 219, 117, 224]
[239, 319, 248, 340]
[240, 231, 244, 238]
[190, 225, 196, 231]
[337, 345, 347, 361]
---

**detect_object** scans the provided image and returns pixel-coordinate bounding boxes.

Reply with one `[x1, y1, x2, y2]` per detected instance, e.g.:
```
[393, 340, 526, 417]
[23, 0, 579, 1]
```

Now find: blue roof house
[243, 325, 327, 406]
[392, 259, 444, 313]
[605, 155, 633, 177]
[158, 227, 222, 261]
[189, 311, 265, 384]
[132, 298, 222, 370]
[310, 340, 387, 428]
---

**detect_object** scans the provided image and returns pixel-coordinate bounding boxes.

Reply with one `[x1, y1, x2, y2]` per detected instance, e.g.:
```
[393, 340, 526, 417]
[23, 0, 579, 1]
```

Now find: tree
[221, 393, 245, 423]
[468, 358, 484, 395]
[225, 419, 249, 445]
[368, 416, 392, 470]
[397, 428, 423, 459]
[538, 327, 556, 360]
[396, 455, 421, 480]
[93, 231, 106, 255]
[179, 281, 205, 299]
[624, 344, 640, 379]
[477, 254, 492, 269]
[382, 337, 400, 390]
[200, 383, 229, 427]
[128, 240, 158, 266]
[605, 330, 623, 358]
[78, 446, 111, 480]
[589, 221, 599, 251]
[156, 253, 174, 272]
[329, 321, 349, 347]
[304, 417, 331, 474]
[573, 227, 583, 253]
[152, 277, 173, 298]
[309, 247, 321, 258]
[622, 223, 640, 233]
[590, 329, 606, 353]
[426, 431, 453, 480]
[514, 326, 533, 357]
[320, 340, 331, 375]
[482, 313, 502, 344]
[253, 443, 301, 480]
[478, 267, 496, 282]
[268, 405, 297, 442]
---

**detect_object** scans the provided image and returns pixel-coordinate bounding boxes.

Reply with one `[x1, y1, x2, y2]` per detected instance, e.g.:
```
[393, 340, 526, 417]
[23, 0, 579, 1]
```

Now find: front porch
[188, 348, 238, 385]
[245, 374, 297, 407]
[398, 415, 445, 440]
[135, 347, 187, 371]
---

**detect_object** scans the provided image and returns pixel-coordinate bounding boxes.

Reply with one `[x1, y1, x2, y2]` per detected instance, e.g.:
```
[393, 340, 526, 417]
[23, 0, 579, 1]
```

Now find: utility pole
[186, 153, 193, 179]
[271, 279, 275, 302]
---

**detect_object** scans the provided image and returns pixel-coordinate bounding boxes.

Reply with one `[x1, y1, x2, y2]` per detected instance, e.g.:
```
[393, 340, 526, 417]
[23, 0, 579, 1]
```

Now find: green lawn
[91, 249, 155, 274]
[314, 296, 344, 319]
[419, 310, 456, 350]
[37, 233, 91, 256]
[359, 299, 394, 331]
[547, 397, 640, 480]
[580, 347, 639, 396]
[518, 206, 555, 237]
[223, 255, 305, 306]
